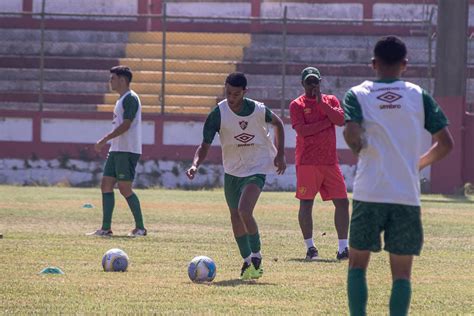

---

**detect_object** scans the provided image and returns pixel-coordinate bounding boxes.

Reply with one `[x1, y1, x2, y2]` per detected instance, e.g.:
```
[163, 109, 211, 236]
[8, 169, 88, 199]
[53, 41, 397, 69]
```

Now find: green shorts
[224, 173, 266, 209]
[349, 200, 423, 255]
[103, 151, 141, 181]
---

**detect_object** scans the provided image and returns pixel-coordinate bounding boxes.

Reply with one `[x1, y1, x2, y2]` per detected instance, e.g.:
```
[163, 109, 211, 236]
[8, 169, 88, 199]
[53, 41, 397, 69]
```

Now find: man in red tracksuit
[289, 67, 350, 261]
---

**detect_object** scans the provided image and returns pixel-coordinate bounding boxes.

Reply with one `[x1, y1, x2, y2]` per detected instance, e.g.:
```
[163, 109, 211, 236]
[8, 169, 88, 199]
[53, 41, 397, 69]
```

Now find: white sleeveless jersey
[351, 80, 426, 206]
[219, 99, 277, 177]
[110, 90, 142, 154]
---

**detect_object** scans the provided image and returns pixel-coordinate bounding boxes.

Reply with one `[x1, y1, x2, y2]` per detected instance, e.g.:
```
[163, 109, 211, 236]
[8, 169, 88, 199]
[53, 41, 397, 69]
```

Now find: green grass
[0, 186, 472, 314]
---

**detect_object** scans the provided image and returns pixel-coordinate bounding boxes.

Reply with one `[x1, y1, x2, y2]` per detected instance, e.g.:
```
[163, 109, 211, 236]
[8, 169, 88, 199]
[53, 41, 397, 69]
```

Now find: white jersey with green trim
[219, 99, 277, 177]
[351, 80, 427, 206]
[110, 90, 142, 154]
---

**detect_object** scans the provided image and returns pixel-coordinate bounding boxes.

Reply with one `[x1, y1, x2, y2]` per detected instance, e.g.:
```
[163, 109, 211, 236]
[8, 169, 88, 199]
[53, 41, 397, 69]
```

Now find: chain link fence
[1, 3, 468, 116]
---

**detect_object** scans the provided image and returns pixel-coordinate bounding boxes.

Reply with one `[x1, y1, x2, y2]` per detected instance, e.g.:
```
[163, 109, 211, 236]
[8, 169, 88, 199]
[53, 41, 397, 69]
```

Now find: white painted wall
[373, 4, 437, 22]
[0, 117, 33, 142]
[41, 118, 155, 144]
[166, 2, 251, 17]
[162, 121, 349, 150]
[0, 0, 23, 12]
[261, 3, 363, 20]
[32, 0, 138, 15]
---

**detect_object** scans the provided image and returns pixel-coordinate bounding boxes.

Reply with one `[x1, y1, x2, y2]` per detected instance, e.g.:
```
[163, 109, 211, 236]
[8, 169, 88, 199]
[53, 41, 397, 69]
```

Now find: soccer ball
[102, 248, 129, 272]
[188, 256, 216, 282]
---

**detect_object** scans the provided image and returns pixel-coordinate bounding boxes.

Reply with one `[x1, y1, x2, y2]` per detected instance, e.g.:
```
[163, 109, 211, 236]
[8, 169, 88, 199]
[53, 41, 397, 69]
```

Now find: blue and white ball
[188, 256, 216, 282]
[102, 248, 129, 272]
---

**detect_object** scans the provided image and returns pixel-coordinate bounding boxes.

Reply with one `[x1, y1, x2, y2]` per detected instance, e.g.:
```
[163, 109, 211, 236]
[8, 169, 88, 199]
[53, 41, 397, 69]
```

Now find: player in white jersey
[342, 36, 454, 316]
[87, 66, 147, 237]
[186, 72, 286, 280]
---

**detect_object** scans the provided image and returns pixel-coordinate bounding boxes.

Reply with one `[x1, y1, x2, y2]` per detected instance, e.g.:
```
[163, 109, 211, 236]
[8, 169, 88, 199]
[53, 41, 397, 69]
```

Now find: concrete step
[0, 41, 126, 58]
[129, 32, 250, 46]
[243, 46, 435, 64]
[120, 58, 237, 73]
[132, 83, 223, 96]
[0, 29, 128, 43]
[0, 80, 109, 94]
[132, 71, 228, 85]
[97, 104, 212, 115]
[104, 93, 217, 107]
[0, 102, 98, 112]
[0, 68, 108, 82]
[125, 43, 245, 60]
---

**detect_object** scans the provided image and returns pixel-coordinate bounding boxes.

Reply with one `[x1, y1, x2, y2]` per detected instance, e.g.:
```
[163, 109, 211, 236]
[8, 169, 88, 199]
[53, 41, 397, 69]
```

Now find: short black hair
[110, 65, 133, 83]
[374, 36, 407, 65]
[225, 72, 247, 89]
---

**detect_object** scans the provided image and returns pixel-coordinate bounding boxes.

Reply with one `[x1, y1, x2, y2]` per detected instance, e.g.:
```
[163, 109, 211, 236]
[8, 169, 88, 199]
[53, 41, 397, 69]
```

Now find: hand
[94, 139, 107, 153]
[274, 154, 287, 175]
[312, 87, 322, 103]
[186, 165, 198, 180]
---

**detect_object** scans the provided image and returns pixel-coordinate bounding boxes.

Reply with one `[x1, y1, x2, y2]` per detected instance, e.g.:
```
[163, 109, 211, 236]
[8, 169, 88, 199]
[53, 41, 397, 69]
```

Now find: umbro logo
[234, 133, 255, 143]
[239, 120, 248, 130]
[377, 92, 402, 103]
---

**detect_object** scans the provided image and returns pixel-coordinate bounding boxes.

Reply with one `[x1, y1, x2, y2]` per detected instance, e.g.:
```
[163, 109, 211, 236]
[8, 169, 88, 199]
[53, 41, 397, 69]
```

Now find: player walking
[88, 66, 147, 237]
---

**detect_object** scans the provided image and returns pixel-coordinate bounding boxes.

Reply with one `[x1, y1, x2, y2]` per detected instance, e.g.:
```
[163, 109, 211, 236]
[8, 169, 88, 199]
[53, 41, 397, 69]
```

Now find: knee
[117, 185, 132, 197]
[238, 208, 252, 220]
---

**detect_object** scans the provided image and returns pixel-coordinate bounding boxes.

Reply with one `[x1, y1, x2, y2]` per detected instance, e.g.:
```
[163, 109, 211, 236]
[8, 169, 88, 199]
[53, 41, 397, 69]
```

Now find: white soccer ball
[102, 248, 129, 272]
[188, 256, 216, 282]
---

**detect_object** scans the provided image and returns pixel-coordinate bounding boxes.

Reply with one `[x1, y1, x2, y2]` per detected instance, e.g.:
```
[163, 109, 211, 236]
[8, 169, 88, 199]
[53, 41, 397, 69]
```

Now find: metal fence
[1, 3, 464, 116]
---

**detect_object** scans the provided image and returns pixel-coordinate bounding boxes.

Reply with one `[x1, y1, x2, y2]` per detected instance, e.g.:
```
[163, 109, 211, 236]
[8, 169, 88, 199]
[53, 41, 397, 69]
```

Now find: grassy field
[0, 185, 472, 314]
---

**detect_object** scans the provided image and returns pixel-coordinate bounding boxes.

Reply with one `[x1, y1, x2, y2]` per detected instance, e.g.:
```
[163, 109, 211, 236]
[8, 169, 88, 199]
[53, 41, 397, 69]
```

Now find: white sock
[338, 239, 348, 253]
[251, 251, 262, 259]
[304, 238, 315, 249]
[244, 255, 252, 264]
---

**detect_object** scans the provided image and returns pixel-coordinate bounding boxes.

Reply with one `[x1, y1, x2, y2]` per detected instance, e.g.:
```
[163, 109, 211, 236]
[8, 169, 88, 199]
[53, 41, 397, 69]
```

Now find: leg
[333, 198, 349, 240]
[298, 199, 314, 240]
[118, 181, 145, 231]
[348, 248, 371, 316]
[238, 183, 262, 235]
[389, 254, 413, 316]
[100, 176, 116, 231]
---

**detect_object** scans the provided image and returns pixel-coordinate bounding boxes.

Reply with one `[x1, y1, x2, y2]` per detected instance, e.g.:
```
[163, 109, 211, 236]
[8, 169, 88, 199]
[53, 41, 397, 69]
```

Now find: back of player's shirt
[343, 80, 448, 206]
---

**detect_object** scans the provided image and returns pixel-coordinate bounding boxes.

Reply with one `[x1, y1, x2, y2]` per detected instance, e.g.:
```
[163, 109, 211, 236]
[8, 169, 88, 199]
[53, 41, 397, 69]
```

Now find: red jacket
[289, 94, 344, 165]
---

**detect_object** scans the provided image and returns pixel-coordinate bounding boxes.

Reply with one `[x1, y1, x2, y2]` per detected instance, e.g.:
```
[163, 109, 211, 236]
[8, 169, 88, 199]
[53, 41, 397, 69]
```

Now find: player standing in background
[87, 66, 147, 237]
[289, 67, 350, 261]
[343, 36, 454, 316]
[186, 72, 286, 280]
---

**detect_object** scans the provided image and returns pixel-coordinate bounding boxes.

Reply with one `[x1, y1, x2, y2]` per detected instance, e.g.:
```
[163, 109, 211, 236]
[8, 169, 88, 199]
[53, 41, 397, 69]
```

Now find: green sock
[126, 193, 145, 229]
[248, 232, 261, 253]
[348, 268, 368, 316]
[235, 234, 251, 259]
[101, 192, 115, 230]
[390, 279, 411, 316]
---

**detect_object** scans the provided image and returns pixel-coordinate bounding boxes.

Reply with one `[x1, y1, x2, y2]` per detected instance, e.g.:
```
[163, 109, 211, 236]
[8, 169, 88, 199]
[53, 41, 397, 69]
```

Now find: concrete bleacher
[1, 28, 473, 114]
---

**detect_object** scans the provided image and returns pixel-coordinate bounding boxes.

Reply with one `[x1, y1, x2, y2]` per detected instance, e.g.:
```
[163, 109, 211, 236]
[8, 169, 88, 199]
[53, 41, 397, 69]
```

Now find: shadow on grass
[288, 258, 340, 263]
[211, 279, 276, 287]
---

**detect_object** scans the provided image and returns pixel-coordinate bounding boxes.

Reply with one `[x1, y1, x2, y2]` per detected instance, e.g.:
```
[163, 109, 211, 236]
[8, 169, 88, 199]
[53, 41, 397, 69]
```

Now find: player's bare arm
[419, 127, 454, 170]
[343, 121, 364, 155]
[187, 142, 211, 180]
[94, 119, 132, 152]
[270, 113, 287, 175]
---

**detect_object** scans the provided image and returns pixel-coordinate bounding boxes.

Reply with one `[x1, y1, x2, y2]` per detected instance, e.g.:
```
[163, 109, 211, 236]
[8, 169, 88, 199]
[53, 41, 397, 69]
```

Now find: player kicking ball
[186, 72, 286, 280]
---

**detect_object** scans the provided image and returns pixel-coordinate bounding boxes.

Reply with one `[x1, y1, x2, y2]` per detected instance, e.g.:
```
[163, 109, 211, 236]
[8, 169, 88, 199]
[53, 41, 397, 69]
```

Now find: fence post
[280, 6, 288, 118]
[160, 2, 167, 115]
[427, 7, 435, 94]
[39, 0, 46, 112]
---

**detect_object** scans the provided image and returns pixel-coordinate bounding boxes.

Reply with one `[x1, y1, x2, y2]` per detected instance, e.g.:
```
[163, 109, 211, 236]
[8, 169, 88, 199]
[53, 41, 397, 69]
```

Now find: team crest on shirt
[298, 186, 307, 195]
[239, 120, 248, 130]
[304, 108, 312, 114]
